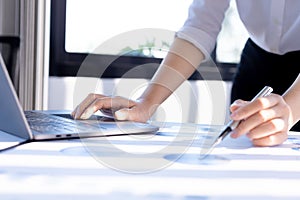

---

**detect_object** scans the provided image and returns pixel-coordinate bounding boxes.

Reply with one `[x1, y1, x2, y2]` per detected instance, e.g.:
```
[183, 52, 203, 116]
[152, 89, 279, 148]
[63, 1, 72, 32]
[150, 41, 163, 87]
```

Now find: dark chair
[0, 36, 21, 90]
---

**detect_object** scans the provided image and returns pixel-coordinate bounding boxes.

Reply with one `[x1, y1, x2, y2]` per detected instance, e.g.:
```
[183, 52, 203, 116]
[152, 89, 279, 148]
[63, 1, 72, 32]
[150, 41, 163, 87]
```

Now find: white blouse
[177, 0, 300, 60]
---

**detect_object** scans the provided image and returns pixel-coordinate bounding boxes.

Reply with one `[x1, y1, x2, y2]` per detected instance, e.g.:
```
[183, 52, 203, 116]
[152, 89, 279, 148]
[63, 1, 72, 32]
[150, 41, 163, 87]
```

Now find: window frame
[49, 0, 237, 81]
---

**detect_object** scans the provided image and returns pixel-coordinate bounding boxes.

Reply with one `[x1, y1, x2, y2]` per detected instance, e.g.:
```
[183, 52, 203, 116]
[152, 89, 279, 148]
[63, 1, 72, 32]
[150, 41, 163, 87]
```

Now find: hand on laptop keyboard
[71, 94, 157, 123]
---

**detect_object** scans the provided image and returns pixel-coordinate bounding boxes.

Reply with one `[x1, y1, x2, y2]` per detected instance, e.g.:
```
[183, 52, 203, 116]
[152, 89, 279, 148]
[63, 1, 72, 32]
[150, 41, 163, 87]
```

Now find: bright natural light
[65, 0, 192, 55]
[66, 0, 248, 62]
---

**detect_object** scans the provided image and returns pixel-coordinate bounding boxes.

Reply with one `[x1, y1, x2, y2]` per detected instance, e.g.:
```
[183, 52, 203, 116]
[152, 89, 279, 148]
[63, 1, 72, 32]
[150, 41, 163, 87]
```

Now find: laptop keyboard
[25, 111, 106, 134]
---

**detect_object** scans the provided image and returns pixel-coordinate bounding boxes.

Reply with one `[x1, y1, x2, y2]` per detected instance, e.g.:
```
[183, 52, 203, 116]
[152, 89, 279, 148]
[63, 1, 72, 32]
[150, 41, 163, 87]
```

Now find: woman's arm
[72, 38, 204, 121]
[134, 38, 204, 113]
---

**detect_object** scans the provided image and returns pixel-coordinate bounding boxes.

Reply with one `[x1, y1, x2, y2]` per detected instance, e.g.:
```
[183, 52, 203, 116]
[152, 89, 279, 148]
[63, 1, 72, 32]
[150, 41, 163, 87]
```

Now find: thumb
[114, 108, 131, 121]
[115, 107, 147, 122]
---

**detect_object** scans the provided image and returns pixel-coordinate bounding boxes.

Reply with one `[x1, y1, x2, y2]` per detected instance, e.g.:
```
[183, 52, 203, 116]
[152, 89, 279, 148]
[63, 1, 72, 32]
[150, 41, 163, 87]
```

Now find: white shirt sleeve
[177, 0, 300, 59]
[176, 0, 231, 61]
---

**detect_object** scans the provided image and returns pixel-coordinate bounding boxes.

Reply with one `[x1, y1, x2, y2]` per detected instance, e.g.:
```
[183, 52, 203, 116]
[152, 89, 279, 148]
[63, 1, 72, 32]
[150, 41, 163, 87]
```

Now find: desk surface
[1, 122, 300, 200]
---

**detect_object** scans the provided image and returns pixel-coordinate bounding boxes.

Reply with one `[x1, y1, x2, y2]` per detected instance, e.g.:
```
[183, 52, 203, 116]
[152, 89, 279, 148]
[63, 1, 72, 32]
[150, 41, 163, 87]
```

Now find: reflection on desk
[1, 122, 300, 200]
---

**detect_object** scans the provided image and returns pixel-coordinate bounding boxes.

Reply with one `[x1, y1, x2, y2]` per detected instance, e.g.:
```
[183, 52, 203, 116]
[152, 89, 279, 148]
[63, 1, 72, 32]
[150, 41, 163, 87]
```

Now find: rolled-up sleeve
[176, 0, 231, 61]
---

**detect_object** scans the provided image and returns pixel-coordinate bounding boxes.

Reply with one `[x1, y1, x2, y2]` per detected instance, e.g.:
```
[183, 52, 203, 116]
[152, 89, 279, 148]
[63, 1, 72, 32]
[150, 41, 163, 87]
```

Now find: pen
[213, 86, 273, 147]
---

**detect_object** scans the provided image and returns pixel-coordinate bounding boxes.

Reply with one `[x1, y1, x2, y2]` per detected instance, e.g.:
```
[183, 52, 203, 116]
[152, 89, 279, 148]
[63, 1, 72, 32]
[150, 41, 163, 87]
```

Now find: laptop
[0, 53, 159, 142]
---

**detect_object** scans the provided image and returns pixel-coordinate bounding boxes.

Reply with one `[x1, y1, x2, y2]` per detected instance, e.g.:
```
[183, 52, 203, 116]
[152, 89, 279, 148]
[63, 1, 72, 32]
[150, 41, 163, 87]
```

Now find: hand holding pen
[210, 86, 273, 148]
[200, 86, 292, 159]
[230, 86, 291, 147]
[201, 86, 273, 158]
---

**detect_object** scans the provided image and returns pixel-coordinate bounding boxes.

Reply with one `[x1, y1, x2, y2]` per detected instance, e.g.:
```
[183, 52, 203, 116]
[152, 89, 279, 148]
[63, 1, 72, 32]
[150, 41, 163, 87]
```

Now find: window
[216, 0, 248, 63]
[50, 0, 248, 80]
[65, 0, 192, 55]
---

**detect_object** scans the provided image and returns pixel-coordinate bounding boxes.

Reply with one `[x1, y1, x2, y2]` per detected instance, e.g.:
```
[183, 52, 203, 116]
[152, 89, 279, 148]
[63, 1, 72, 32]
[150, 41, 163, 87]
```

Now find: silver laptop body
[0, 54, 159, 141]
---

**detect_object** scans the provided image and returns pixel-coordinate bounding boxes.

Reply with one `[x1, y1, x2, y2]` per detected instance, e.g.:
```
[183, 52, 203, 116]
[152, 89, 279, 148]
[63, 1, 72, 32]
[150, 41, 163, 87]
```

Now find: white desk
[1, 122, 300, 200]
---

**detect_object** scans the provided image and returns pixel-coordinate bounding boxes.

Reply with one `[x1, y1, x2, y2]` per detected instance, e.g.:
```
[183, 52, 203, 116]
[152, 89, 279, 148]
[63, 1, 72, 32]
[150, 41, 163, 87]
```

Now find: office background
[0, 0, 248, 124]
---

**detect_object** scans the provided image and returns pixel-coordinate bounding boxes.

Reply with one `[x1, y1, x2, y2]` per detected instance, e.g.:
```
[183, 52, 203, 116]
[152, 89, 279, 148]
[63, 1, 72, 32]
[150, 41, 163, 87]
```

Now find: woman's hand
[71, 94, 157, 122]
[230, 94, 292, 146]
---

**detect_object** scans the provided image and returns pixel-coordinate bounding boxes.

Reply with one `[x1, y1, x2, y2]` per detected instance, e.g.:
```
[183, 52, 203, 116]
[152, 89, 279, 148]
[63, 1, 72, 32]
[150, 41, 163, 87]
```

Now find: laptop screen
[0, 54, 32, 140]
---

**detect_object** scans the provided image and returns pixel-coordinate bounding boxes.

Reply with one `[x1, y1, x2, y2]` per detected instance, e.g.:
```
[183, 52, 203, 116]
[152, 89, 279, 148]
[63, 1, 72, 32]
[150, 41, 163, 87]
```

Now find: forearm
[138, 37, 204, 106]
[283, 73, 300, 127]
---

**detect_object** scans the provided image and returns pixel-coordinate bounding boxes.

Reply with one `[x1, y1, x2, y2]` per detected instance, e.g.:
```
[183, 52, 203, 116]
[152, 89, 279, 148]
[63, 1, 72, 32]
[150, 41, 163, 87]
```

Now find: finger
[230, 99, 248, 112]
[79, 101, 97, 119]
[115, 107, 148, 122]
[111, 96, 136, 111]
[80, 96, 136, 120]
[251, 131, 288, 147]
[231, 105, 283, 138]
[72, 94, 106, 119]
[115, 108, 131, 121]
[246, 118, 286, 140]
[231, 94, 280, 121]
[79, 97, 114, 119]
[100, 108, 114, 117]
[101, 96, 135, 112]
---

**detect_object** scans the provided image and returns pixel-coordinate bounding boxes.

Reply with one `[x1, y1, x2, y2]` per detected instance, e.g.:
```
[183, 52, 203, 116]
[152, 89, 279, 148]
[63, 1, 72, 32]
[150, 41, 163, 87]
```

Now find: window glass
[216, 0, 249, 63]
[65, 0, 192, 57]
[65, 0, 248, 63]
